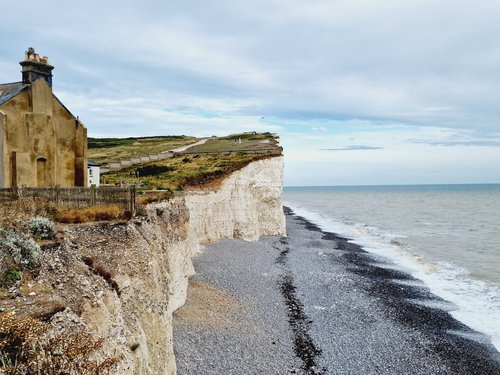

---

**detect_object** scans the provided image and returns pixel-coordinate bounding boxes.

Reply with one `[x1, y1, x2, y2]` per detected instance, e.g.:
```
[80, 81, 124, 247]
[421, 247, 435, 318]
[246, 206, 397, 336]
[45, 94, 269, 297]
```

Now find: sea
[283, 184, 500, 352]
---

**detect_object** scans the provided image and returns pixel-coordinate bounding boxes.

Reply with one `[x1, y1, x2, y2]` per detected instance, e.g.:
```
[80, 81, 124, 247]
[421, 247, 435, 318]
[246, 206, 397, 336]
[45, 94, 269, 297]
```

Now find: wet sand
[173, 207, 500, 374]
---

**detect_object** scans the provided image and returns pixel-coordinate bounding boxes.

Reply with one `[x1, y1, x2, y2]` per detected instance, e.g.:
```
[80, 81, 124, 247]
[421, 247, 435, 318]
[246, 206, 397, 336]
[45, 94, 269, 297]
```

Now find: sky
[1, 0, 500, 186]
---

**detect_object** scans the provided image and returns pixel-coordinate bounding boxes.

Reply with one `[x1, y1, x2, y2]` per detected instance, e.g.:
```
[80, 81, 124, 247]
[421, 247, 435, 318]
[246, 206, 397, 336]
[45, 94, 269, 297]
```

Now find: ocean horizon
[283, 183, 500, 353]
[284, 182, 500, 188]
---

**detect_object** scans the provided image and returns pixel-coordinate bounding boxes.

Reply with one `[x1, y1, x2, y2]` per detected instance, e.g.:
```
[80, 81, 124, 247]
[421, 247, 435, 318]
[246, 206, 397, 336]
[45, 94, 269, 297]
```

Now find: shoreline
[173, 207, 500, 374]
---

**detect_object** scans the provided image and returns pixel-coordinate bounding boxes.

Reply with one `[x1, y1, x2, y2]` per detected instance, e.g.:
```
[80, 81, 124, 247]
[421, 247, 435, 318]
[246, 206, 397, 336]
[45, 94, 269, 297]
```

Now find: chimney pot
[20, 48, 54, 87]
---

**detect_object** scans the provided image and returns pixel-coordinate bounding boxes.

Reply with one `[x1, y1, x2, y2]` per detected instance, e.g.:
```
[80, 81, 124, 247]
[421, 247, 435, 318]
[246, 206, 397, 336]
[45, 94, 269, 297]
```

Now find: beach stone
[173, 208, 500, 375]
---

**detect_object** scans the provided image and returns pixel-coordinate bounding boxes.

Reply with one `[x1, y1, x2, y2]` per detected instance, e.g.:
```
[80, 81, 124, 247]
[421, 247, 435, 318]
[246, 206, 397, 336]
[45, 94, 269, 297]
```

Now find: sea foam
[285, 202, 500, 353]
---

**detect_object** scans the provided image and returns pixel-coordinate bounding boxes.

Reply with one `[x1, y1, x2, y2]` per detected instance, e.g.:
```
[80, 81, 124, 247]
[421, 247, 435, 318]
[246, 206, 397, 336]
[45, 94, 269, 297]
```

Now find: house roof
[0, 82, 30, 105]
[88, 160, 101, 167]
[0, 80, 83, 126]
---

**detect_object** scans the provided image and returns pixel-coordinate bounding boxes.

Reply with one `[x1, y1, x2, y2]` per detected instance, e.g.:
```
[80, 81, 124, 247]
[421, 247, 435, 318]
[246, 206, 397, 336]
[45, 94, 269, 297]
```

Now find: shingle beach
[173, 207, 500, 374]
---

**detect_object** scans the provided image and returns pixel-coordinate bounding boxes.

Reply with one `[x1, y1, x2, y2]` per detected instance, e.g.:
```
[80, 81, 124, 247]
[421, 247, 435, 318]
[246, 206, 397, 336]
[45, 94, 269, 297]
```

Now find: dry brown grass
[55, 205, 129, 223]
[0, 199, 56, 227]
[0, 198, 131, 226]
[136, 190, 174, 205]
[0, 312, 121, 374]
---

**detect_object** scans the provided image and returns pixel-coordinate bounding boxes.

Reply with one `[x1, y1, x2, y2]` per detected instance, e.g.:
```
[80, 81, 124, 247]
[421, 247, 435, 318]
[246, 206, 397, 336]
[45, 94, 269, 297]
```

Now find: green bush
[136, 164, 175, 177]
[25, 217, 55, 240]
[0, 231, 42, 287]
[1, 268, 22, 287]
[1, 234, 41, 269]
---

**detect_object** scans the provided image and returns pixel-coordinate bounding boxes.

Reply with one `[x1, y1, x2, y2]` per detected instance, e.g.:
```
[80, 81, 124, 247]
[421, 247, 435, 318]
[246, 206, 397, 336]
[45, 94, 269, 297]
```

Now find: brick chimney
[19, 47, 54, 88]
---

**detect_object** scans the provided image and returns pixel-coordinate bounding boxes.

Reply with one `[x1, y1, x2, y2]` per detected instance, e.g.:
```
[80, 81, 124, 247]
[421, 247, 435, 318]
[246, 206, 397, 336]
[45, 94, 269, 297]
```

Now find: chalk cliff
[39, 156, 285, 374]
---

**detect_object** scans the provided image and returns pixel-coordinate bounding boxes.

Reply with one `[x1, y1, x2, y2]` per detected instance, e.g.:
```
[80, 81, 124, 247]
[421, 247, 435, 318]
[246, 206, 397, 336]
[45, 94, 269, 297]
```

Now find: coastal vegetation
[0, 148, 285, 374]
[0, 133, 282, 226]
[0, 312, 121, 374]
[55, 205, 130, 223]
[88, 135, 197, 163]
[186, 132, 279, 153]
[103, 152, 280, 192]
[101, 132, 282, 192]
[0, 131, 282, 295]
[0, 205, 122, 374]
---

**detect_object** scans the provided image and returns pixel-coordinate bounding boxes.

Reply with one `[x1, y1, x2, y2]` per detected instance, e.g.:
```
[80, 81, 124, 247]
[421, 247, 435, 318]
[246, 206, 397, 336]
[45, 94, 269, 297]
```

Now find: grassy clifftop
[93, 132, 282, 192]
[186, 132, 279, 153]
[88, 136, 197, 163]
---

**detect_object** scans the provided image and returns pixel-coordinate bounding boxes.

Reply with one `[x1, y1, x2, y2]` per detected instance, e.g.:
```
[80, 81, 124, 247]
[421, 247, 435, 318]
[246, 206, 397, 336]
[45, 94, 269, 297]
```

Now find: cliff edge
[27, 156, 285, 374]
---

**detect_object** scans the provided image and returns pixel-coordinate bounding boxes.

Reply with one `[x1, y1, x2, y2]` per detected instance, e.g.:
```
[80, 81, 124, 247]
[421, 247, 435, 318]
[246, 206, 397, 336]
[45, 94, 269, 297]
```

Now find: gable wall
[0, 112, 4, 188]
[0, 80, 87, 188]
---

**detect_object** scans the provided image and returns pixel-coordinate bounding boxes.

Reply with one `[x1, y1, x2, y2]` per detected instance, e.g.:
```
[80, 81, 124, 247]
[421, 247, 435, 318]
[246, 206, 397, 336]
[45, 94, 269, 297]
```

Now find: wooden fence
[0, 186, 135, 213]
[100, 151, 174, 174]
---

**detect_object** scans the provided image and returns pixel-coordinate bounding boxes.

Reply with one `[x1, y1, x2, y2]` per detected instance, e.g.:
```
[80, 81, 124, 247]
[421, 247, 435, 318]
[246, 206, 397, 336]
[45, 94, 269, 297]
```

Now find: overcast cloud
[1, 0, 500, 185]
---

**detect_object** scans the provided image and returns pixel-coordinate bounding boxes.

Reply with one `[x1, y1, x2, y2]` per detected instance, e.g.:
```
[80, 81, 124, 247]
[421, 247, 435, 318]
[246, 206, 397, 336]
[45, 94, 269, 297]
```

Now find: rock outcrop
[36, 156, 285, 374]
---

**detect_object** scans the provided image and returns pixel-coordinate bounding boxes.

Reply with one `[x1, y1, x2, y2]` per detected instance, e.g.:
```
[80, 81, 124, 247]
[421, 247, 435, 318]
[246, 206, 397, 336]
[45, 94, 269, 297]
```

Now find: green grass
[88, 136, 198, 163]
[102, 151, 280, 192]
[95, 132, 282, 193]
[187, 132, 279, 153]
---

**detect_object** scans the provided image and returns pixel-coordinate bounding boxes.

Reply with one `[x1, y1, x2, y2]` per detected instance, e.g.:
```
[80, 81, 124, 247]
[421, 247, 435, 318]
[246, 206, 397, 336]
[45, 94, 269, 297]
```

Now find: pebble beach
[173, 207, 500, 374]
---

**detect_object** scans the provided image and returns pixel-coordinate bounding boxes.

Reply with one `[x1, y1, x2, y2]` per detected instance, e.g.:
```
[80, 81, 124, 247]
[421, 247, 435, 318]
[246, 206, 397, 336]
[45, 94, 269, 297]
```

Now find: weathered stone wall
[0, 112, 4, 188]
[40, 156, 285, 374]
[0, 79, 87, 188]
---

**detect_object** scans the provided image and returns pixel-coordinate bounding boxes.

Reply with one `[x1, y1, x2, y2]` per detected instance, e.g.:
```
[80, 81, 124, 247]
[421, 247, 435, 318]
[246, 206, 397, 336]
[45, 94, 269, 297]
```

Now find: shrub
[136, 164, 174, 177]
[25, 217, 55, 240]
[1, 268, 22, 287]
[0, 313, 122, 374]
[0, 231, 41, 288]
[0, 233, 40, 269]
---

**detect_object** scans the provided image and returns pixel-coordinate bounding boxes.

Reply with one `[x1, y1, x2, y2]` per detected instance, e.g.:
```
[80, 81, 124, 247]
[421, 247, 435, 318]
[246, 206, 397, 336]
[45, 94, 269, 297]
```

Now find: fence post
[129, 185, 135, 216]
[90, 185, 96, 206]
[55, 185, 60, 206]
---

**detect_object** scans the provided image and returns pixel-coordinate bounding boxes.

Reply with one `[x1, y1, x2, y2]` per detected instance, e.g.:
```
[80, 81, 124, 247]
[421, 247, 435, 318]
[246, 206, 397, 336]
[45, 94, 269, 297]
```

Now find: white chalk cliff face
[54, 156, 285, 374]
[171, 156, 286, 311]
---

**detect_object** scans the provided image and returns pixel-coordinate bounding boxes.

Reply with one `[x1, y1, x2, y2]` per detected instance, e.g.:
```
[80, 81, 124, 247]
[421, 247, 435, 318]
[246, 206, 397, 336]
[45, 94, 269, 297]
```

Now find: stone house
[0, 48, 87, 188]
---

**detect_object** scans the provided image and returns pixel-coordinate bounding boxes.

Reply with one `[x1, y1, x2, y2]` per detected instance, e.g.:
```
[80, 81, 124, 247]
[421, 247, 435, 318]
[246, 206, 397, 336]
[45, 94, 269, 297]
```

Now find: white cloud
[57, 89, 281, 138]
[2, 0, 500, 184]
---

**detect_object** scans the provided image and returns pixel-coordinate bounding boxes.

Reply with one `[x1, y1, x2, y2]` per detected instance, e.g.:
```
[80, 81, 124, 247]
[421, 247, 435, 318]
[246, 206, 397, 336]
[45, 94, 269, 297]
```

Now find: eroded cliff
[32, 156, 285, 374]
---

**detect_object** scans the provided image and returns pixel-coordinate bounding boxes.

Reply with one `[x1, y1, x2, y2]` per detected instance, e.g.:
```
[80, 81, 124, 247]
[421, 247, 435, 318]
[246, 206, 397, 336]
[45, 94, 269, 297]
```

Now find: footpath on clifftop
[173, 207, 500, 375]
